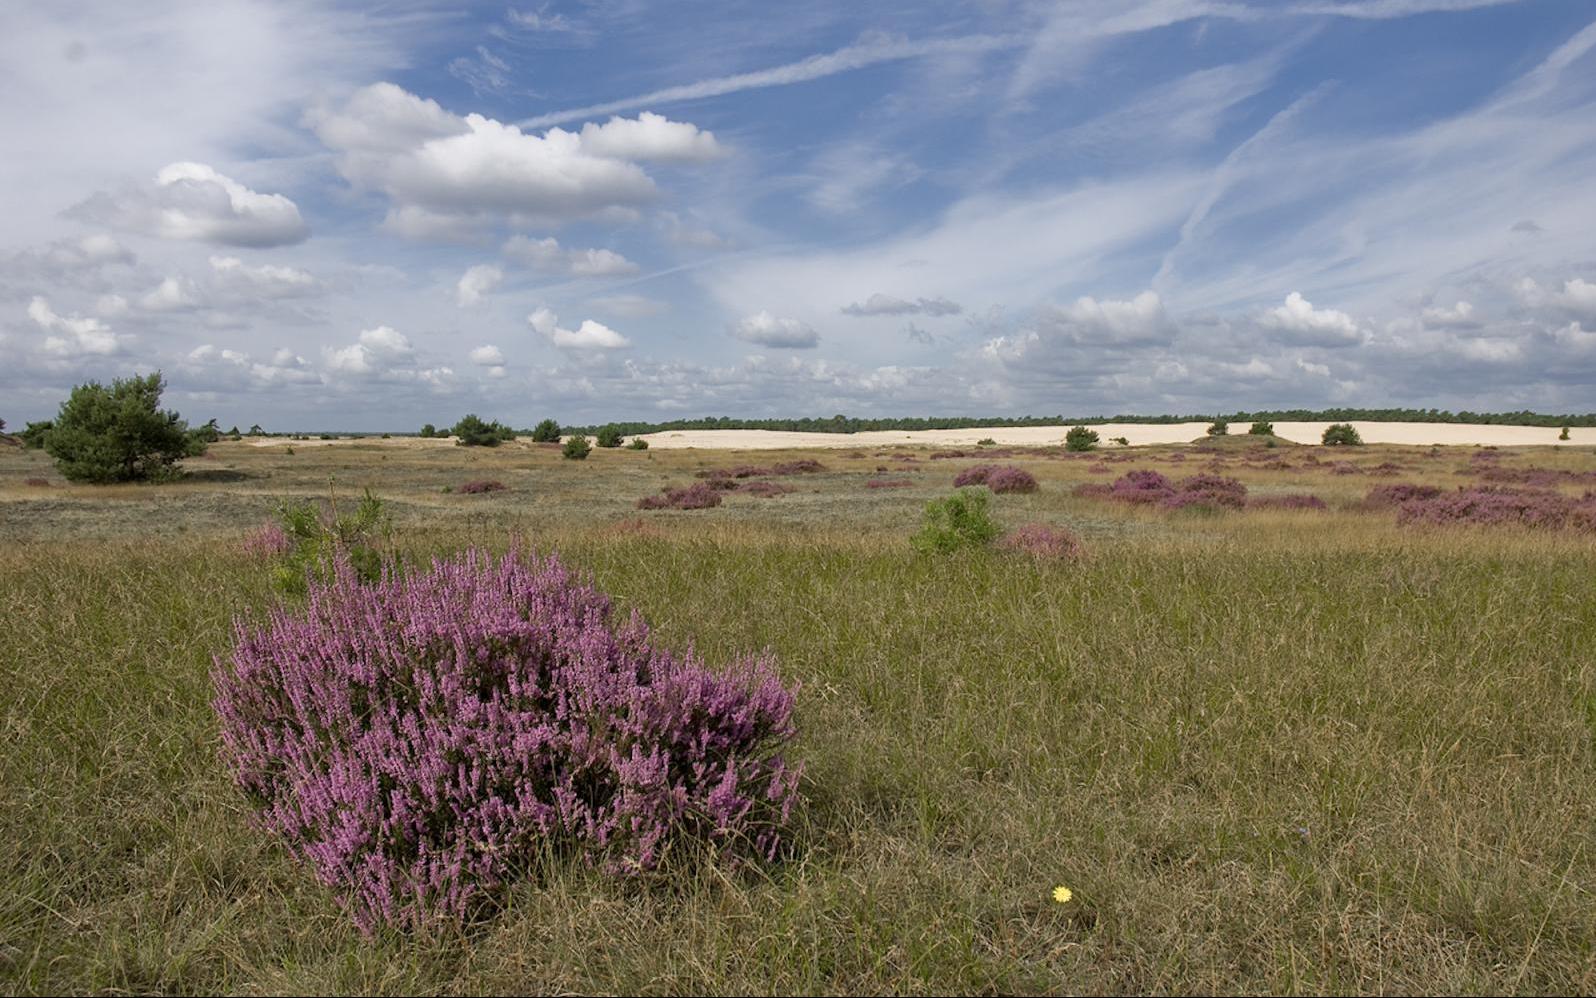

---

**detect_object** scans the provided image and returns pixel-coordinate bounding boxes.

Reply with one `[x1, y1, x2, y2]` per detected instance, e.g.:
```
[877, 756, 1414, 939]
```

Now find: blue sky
[4, 0, 1596, 429]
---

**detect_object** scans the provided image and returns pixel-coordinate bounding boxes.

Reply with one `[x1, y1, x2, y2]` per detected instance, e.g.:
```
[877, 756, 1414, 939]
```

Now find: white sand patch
[634, 422, 1593, 450]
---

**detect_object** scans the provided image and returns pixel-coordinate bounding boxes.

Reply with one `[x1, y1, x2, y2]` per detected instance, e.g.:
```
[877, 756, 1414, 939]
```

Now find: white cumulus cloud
[731, 310, 820, 348]
[502, 235, 638, 276]
[69, 162, 308, 247]
[528, 306, 630, 350]
[456, 264, 504, 307]
[27, 296, 126, 356]
[1260, 291, 1367, 346]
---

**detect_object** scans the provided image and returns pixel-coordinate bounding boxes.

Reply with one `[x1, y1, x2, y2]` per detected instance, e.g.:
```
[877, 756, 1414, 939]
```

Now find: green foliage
[912, 488, 1000, 554]
[45, 372, 196, 483]
[1560, 426, 1571, 441]
[247, 424, 264, 436]
[452, 414, 516, 447]
[1248, 420, 1275, 436]
[1110, 436, 1130, 446]
[21, 420, 53, 449]
[596, 424, 624, 448]
[562, 434, 592, 460]
[1322, 423, 1364, 446]
[531, 418, 562, 443]
[1064, 425, 1100, 452]
[628, 437, 649, 450]
[977, 437, 996, 446]
[419, 423, 436, 438]
[1207, 419, 1229, 436]
[268, 486, 393, 595]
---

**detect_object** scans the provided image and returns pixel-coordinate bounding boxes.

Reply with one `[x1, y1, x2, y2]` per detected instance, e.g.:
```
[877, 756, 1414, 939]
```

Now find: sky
[3, 0, 1596, 431]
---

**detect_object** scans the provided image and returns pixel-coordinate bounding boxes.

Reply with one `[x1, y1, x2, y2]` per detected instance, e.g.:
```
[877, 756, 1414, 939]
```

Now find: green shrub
[1110, 436, 1130, 447]
[419, 423, 436, 438]
[1249, 420, 1274, 436]
[452, 414, 516, 447]
[1064, 425, 1099, 452]
[45, 372, 196, 483]
[20, 420, 52, 449]
[531, 418, 562, 443]
[1560, 426, 1571, 441]
[562, 434, 592, 460]
[977, 437, 996, 447]
[1207, 419, 1229, 436]
[248, 423, 265, 436]
[912, 488, 1000, 554]
[267, 488, 393, 595]
[1322, 423, 1363, 446]
[628, 437, 649, 450]
[596, 425, 623, 448]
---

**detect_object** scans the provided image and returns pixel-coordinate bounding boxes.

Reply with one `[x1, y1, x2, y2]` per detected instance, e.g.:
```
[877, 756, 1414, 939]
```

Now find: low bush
[596, 425, 623, 448]
[452, 414, 516, 447]
[457, 480, 507, 494]
[264, 489, 393, 595]
[1166, 473, 1247, 509]
[912, 488, 1000, 554]
[212, 549, 801, 933]
[241, 521, 294, 558]
[562, 435, 592, 460]
[531, 418, 562, 443]
[1108, 470, 1173, 504]
[1249, 420, 1274, 436]
[1064, 425, 1099, 452]
[1207, 419, 1229, 437]
[1322, 423, 1363, 446]
[628, 437, 649, 450]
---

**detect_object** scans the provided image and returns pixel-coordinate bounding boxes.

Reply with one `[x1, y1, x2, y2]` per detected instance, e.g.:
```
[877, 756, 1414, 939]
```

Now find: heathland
[2, 430, 1594, 994]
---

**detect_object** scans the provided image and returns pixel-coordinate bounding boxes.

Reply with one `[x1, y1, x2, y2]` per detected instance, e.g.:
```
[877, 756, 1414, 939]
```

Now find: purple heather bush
[1167, 473, 1248, 509]
[638, 482, 723, 510]
[1364, 483, 1443, 509]
[456, 479, 507, 495]
[999, 523, 1084, 560]
[1395, 487, 1596, 531]
[212, 549, 801, 933]
[1109, 469, 1173, 504]
[242, 521, 294, 559]
[951, 464, 1038, 493]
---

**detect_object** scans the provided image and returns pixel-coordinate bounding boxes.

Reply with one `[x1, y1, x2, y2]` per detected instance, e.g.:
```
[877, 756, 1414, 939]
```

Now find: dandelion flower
[1053, 885, 1073, 904]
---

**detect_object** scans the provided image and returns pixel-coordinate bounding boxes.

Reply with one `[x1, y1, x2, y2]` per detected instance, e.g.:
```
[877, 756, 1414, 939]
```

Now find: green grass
[2, 439, 1595, 993]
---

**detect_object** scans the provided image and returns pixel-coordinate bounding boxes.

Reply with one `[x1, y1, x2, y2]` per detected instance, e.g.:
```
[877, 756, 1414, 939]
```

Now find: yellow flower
[1052, 885, 1073, 904]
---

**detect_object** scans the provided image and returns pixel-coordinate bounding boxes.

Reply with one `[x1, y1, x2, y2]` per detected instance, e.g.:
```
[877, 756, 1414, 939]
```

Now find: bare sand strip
[239, 422, 1592, 450]
[636, 422, 1593, 450]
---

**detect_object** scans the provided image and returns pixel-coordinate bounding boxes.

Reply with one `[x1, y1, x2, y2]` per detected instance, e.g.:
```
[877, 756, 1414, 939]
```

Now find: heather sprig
[212, 548, 802, 933]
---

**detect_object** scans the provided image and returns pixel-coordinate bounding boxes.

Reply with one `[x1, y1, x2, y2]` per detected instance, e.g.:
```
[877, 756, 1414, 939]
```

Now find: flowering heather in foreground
[638, 482, 723, 510]
[456, 479, 507, 494]
[951, 465, 1038, 493]
[999, 523, 1084, 560]
[1395, 487, 1596, 531]
[212, 550, 801, 933]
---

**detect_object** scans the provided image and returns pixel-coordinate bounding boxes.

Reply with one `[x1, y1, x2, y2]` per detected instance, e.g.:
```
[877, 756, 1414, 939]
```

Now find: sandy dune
[635, 422, 1593, 450]
[237, 422, 1591, 451]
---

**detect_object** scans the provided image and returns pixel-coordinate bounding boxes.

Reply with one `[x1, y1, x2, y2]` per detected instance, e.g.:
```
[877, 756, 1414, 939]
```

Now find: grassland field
[2, 432, 1594, 994]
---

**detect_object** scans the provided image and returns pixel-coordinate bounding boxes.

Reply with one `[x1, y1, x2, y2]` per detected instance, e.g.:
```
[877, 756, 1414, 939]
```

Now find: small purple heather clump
[242, 521, 294, 559]
[1109, 469, 1173, 504]
[638, 482, 724, 509]
[1163, 473, 1247, 510]
[999, 523, 1084, 560]
[456, 479, 506, 494]
[212, 549, 801, 933]
[1364, 483, 1443, 509]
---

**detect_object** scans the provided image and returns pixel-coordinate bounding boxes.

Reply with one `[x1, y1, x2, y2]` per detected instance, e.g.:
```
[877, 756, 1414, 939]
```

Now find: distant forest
[566, 408, 1596, 436]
